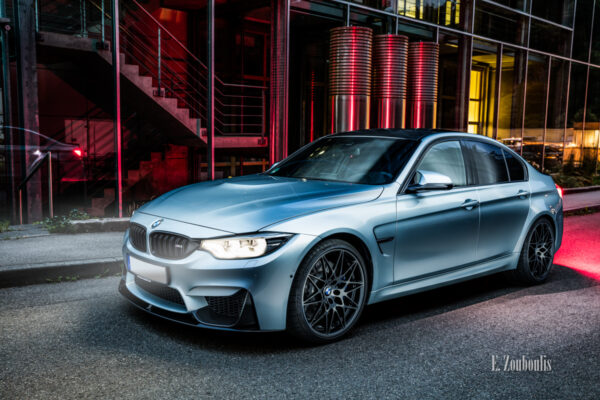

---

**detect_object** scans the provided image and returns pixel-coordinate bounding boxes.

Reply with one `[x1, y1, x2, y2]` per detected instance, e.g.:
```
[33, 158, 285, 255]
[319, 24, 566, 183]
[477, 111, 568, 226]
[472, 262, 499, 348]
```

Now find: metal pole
[81, 0, 88, 37]
[493, 43, 503, 140]
[1, 0, 16, 223]
[520, 50, 529, 156]
[101, 0, 105, 43]
[112, 0, 123, 217]
[48, 151, 53, 217]
[541, 56, 551, 171]
[157, 28, 161, 94]
[14, 0, 42, 223]
[562, 61, 571, 163]
[34, 0, 38, 32]
[19, 190, 22, 225]
[207, 0, 215, 180]
[346, 3, 350, 26]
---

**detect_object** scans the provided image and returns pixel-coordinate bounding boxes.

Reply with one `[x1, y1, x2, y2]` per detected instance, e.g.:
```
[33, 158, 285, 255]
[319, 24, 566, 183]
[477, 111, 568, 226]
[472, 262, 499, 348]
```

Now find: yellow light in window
[469, 70, 481, 100]
[445, 1, 452, 26]
[455, 2, 460, 25]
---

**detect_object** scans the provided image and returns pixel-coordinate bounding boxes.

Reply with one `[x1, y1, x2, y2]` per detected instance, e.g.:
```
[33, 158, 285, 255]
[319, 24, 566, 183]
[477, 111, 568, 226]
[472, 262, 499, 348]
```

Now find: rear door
[394, 140, 479, 283]
[462, 140, 530, 260]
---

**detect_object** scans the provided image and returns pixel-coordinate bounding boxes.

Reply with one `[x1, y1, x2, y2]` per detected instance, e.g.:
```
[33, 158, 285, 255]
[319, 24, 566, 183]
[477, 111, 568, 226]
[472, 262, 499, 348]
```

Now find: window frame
[501, 148, 528, 182]
[398, 138, 471, 194]
[460, 138, 529, 187]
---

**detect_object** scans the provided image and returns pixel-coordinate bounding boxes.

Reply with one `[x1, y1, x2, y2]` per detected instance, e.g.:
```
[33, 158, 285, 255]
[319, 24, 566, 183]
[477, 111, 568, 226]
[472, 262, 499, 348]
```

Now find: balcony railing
[32, 0, 267, 137]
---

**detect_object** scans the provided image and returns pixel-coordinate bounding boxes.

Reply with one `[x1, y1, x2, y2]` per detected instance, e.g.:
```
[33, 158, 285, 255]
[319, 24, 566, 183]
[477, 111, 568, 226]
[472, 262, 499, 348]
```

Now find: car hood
[137, 174, 383, 234]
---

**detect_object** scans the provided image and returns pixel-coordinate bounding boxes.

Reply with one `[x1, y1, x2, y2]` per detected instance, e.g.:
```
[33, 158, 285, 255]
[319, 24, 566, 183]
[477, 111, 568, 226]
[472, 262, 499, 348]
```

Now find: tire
[509, 218, 555, 285]
[287, 239, 368, 344]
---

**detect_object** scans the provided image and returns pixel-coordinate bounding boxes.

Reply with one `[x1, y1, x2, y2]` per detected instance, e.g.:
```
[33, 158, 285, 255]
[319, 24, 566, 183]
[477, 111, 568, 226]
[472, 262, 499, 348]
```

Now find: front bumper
[120, 227, 317, 331]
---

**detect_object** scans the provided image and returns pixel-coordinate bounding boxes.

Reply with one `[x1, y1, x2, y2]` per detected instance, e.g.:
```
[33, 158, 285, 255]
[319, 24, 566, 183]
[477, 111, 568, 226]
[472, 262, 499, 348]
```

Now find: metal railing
[34, 0, 267, 137]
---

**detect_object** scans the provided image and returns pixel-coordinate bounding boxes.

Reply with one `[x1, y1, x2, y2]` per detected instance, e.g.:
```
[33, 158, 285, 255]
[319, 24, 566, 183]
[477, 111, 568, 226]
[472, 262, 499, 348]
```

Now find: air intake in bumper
[134, 275, 185, 306]
[195, 290, 258, 328]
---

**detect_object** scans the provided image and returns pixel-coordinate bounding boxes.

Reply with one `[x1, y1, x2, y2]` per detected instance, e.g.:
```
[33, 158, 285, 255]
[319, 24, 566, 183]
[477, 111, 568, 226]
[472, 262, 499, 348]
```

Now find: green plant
[41, 215, 75, 233]
[67, 209, 90, 220]
[0, 220, 10, 233]
[40, 209, 90, 233]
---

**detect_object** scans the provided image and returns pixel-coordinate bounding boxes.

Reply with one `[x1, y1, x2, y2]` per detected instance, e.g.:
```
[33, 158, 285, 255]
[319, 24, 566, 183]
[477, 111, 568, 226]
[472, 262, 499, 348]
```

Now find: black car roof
[332, 128, 455, 141]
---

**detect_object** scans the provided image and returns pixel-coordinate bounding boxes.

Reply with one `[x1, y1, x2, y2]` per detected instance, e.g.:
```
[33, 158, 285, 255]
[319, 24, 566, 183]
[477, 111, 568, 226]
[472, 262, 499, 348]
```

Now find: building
[0, 0, 599, 222]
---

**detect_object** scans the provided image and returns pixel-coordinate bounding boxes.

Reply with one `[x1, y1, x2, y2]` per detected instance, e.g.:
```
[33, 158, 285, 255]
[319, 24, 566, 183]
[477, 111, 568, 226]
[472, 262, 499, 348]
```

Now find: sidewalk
[0, 188, 599, 288]
[0, 231, 124, 287]
[563, 189, 600, 212]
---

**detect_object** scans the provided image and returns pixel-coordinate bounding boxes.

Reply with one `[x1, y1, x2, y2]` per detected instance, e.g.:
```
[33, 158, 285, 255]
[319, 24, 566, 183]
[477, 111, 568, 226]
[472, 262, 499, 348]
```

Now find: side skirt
[368, 253, 518, 305]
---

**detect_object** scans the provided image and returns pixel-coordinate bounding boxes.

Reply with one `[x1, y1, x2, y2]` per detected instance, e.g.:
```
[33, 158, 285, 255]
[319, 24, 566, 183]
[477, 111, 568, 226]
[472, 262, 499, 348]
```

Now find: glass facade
[1, 0, 600, 222]
[288, 0, 600, 185]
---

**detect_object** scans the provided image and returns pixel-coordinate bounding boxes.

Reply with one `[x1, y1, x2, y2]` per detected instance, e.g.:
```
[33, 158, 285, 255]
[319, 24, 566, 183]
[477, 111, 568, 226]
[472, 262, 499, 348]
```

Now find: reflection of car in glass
[120, 129, 563, 343]
[1, 126, 85, 185]
[1, 126, 84, 156]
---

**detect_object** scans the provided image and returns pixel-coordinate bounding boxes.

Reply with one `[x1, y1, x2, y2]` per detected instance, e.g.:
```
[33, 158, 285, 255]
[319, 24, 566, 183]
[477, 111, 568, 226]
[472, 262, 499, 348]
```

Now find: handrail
[129, 0, 205, 68]
[128, 0, 245, 89]
[36, 0, 267, 136]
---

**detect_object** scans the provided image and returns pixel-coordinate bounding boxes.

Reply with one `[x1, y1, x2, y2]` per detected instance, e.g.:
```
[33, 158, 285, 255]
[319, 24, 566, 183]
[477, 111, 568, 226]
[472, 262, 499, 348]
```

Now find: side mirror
[268, 161, 280, 172]
[406, 170, 454, 193]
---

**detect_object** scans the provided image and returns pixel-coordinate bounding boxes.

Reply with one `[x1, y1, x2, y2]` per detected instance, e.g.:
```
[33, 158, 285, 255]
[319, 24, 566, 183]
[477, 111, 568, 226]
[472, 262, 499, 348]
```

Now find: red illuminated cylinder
[328, 26, 373, 133]
[373, 34, 408, 129]
[407, 42, 439, 129]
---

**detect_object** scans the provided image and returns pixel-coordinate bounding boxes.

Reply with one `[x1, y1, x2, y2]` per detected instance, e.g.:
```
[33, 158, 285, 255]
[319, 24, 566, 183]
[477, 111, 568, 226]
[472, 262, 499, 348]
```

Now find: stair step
[127, 170, 140, 182]
[97, 50, 266, 148]
[122, 63, 139, 75]
[150, 152, 162, 162]
[139, 161, 152, 174]
[103, 187, 115, 200]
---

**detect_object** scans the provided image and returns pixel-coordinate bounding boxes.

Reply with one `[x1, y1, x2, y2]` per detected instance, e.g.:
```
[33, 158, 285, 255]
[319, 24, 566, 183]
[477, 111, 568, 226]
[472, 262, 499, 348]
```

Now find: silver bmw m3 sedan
[119, 129, 563, 343]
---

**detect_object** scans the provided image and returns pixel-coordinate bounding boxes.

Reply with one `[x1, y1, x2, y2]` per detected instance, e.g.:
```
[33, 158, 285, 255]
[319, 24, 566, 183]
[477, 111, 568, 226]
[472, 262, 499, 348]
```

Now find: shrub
[41, 209, 90, 233]
[0, 220, 10, 233]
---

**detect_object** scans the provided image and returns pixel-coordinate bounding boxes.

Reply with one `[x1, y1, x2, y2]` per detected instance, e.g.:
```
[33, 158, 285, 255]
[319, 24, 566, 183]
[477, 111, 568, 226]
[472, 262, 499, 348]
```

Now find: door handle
[517, 190, 530, 199]
[461, 199, 479, 210]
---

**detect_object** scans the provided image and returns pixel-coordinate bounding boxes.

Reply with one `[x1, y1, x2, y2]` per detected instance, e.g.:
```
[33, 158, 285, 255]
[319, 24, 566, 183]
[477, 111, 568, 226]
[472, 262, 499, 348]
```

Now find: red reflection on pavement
[554, 213, 600, 280]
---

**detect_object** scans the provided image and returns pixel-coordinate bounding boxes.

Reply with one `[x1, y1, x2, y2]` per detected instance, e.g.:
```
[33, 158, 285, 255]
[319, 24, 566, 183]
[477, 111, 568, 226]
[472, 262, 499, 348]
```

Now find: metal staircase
[33, 0, 269, 148]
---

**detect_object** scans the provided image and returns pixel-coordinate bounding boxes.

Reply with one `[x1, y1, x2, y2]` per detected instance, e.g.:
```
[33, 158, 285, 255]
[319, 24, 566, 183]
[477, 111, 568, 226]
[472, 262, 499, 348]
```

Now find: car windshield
[267, 136, 417, 184]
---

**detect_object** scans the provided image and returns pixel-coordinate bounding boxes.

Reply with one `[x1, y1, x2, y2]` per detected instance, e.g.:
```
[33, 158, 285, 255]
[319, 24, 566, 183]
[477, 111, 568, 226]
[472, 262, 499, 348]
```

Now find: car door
[462, 140, 530, 260]
[394, 140, 480, 283]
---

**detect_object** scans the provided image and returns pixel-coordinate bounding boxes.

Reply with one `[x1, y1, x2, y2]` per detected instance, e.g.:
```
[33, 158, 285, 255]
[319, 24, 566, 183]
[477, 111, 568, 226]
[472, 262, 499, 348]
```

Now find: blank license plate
[128, 255, 168, 284]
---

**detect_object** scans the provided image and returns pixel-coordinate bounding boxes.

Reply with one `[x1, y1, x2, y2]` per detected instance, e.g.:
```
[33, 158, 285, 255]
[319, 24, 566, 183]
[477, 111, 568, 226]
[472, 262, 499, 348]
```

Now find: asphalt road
[0, 264, 598, 399]
[2, 213, 600, 399]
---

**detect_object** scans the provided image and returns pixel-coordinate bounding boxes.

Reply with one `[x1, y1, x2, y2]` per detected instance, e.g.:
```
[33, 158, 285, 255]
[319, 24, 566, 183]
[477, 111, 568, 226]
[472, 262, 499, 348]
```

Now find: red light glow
[73, 148, 83, 158]
[554, 213, 600, 281]
[556, 184, 563, 199]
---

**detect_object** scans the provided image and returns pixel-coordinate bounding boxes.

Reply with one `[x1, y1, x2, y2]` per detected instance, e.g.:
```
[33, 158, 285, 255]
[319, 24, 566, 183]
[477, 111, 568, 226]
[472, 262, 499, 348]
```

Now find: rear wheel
[287, 239, 368, 344]
[510, 219, 555, 284]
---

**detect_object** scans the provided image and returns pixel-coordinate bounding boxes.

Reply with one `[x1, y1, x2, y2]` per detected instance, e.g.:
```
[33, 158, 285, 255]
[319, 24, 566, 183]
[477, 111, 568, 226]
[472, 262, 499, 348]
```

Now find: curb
[0, 258, 123, 288]
[563, 186, 600, 194]
[564, 205, 600, 216]
[70, 218, 129, 233]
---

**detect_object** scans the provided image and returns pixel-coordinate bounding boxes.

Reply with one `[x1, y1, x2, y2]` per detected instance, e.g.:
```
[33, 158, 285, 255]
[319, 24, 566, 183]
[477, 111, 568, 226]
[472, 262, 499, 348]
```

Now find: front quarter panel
[263, 185, 400, 300]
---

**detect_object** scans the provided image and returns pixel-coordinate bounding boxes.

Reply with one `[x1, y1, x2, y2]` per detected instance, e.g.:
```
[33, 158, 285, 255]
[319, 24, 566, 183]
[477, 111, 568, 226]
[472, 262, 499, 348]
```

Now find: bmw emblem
[151, 219, 163, 229]
[324, 287, 332, 296]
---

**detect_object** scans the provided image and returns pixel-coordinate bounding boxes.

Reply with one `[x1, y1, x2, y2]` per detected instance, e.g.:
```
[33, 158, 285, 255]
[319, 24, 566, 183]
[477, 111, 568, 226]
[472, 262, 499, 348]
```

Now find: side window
[503, 149, 526, 181]
[416, 141, 467, 186]
[465, 141, 509, 185]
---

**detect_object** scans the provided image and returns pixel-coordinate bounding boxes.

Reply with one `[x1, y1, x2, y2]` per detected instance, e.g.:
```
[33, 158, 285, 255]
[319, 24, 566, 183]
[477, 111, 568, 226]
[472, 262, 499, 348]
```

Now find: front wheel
[287, 239, 368, 344]
[510, 219, 555, 284]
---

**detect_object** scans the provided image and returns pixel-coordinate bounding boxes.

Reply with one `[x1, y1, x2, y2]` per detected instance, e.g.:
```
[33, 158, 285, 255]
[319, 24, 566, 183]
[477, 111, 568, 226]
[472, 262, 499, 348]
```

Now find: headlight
[200, 233, 292, 259]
